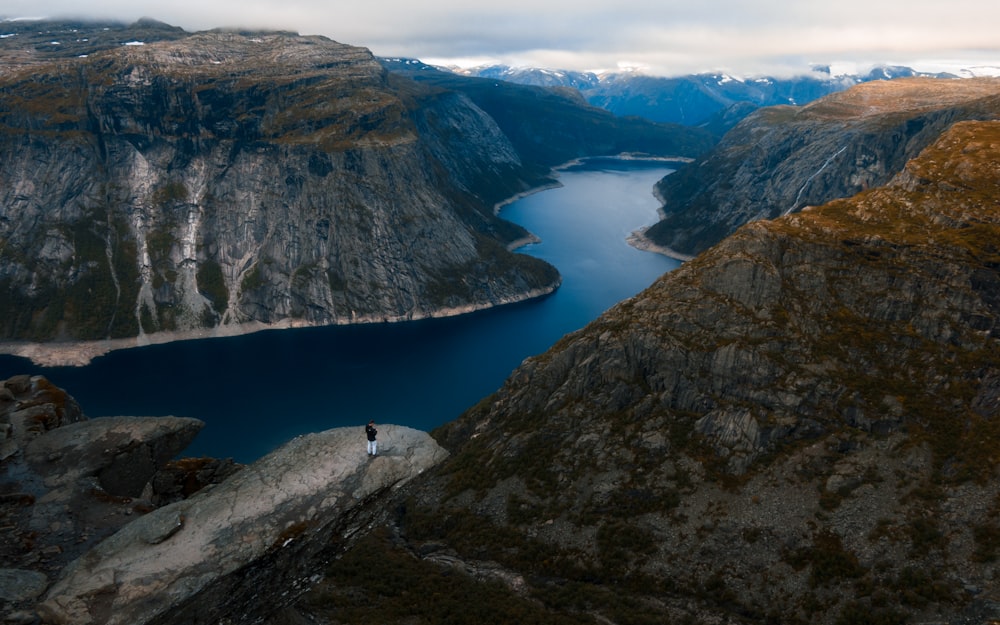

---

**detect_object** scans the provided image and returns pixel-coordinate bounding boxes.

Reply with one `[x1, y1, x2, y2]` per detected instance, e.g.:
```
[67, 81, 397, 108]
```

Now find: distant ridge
[394, 59, 970, 128]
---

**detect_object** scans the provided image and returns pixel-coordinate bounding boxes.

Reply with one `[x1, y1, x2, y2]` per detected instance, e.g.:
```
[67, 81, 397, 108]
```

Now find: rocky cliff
[0, 20, 709, 364]
[0, 22, 547, 353]
[643, 77, 1000, 258]
[297, 120, 1000, 624]
[0, 374, 448, 625]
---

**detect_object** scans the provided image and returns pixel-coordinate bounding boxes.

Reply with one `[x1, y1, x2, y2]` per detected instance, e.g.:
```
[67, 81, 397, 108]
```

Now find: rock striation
[0, 24, 552, 355]
[0, 20, 710, 366]
[643, 77, 1000, 257]
[358, 119, 1000, 624]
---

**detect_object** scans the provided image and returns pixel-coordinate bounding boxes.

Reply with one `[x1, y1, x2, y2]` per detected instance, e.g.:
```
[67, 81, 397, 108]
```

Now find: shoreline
[622, 155, 695, 261]
[492, 153, 692, 217]
[0, 283, 560, 368]
[1, 152, 687, 369]
[493, 181, 562, 215]
[626, 227, 695, 262]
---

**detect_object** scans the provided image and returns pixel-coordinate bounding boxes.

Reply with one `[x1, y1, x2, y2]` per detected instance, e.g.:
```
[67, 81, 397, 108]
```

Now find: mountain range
[433, 61, 963, 128]
[1, 17, 999, 625]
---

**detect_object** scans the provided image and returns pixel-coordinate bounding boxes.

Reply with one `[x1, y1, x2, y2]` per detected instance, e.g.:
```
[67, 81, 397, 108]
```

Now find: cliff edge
[38, 425, 447, 625]
[0, 375, 448, 625]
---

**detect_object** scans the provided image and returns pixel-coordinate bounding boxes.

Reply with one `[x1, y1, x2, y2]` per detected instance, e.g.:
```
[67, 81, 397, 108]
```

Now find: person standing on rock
[365, 420, 378, 457]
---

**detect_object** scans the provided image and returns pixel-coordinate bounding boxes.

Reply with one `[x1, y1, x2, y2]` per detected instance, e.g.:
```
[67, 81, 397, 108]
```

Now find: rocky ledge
[0, 375, 448, 624]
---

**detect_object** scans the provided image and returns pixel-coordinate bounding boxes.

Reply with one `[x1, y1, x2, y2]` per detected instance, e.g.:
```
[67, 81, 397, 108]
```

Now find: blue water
[0, 159, 681, 462]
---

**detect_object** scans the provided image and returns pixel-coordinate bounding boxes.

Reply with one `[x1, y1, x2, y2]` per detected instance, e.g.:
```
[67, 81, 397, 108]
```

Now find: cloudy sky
[5, 0, 1000, 76]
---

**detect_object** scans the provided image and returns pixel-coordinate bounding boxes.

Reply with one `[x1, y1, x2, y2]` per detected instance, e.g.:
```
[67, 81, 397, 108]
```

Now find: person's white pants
[368, 440, 377, 455]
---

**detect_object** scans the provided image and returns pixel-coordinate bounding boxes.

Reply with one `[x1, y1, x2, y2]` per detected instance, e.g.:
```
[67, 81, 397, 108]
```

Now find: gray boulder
[37, 424, 448, 625]
[25, 416, 204, 498]
[0, 374, 206, 620]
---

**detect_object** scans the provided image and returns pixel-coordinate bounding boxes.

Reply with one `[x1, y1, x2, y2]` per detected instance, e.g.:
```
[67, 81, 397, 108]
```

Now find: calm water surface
[0, 159, 682, 462]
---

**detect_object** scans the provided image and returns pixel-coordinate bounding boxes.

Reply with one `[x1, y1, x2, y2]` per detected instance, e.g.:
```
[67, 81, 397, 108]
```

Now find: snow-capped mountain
[439, 63, 959, 128]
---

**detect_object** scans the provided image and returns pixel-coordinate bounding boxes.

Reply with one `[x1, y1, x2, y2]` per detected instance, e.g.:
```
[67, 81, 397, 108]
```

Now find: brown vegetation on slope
[645, 77, 1000, 257]
[298, 120, 1000, 625]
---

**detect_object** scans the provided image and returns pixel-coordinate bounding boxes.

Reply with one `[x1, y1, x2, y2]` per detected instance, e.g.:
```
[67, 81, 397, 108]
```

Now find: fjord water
[0, 159, 681, 462]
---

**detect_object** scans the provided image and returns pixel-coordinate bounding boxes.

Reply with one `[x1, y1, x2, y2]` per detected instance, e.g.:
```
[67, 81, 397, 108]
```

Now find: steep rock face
[0, 21, 716, 363]
[0, 25, 561, 351]
[644, 77, 1000, 257]
[37, 425, 448, 625]
[380, 121, 1000, 624]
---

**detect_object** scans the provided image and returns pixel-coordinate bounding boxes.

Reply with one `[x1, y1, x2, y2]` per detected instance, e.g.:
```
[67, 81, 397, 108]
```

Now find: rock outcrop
[1, 375, 85, 461]
[643, 77, 1000, 257]
[37, 425, 447, 625]
[338, 119, 1000, 624]
[0, 376, 204, 591]
[0, 374, 448, 625]
[25, 416, 204, 499]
